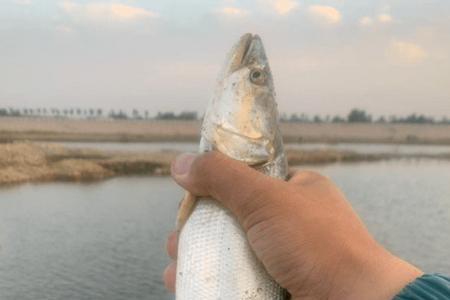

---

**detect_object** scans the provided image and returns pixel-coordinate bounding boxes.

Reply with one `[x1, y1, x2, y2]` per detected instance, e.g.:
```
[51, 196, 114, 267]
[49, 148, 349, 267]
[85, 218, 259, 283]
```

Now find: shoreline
[1, 143, 449, 186]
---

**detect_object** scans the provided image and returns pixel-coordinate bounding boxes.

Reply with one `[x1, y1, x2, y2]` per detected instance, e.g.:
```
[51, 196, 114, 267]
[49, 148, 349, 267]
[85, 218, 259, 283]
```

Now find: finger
[166, 231, 178, 260]
[171, 151, 286, 228]
[288, 170, 328, 187]
[163, 261, 177, 293]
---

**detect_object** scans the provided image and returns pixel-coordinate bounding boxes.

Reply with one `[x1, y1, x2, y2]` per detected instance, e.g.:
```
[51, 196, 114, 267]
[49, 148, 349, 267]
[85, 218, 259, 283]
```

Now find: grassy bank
[1, 143, 449, 186]
[0, 143, 175, 185]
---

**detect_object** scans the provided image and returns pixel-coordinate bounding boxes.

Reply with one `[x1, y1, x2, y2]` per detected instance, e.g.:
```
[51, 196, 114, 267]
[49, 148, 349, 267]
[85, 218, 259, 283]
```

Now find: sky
[1, 0, 449, 117]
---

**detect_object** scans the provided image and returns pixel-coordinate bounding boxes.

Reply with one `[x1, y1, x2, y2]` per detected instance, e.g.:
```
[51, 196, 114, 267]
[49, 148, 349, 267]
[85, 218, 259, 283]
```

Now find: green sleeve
[393, 274, 449, 299]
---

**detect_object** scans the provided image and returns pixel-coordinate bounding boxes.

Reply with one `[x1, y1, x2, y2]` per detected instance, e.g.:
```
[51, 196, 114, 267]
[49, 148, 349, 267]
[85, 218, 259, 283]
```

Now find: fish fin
[176, 192, 197, 232]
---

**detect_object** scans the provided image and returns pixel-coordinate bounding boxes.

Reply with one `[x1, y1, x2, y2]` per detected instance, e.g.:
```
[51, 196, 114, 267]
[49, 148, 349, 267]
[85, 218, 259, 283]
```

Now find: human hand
[164, 151, 422, 300]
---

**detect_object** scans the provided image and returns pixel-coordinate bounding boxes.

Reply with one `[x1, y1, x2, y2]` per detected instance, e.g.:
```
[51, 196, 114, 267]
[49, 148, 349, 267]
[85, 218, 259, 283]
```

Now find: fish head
[201, 33, 282, 166]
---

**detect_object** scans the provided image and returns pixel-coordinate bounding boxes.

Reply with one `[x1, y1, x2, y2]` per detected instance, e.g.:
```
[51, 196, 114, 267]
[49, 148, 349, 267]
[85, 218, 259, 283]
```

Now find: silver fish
[176, 33, 288, 299]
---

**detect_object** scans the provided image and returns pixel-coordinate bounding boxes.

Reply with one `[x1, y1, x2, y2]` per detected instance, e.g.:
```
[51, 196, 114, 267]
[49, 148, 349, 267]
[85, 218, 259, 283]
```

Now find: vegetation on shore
[0, 143, 174, 185]
[1, 107, 448, 124]
[1, 143, 449, 186]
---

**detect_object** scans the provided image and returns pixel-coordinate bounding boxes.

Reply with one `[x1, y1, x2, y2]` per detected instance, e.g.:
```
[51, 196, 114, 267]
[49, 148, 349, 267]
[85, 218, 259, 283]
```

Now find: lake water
[0, 160, 449, 300]
[43, 141, 450, 155]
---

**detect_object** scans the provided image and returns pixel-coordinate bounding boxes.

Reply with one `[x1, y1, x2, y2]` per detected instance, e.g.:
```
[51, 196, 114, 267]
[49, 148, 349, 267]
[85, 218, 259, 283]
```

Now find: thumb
[171, 151, 286, 229]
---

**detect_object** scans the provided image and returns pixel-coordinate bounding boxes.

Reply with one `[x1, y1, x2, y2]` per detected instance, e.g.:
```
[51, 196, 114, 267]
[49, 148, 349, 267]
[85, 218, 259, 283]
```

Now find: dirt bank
[1, 143, 449, 186]
[0, 143, 175, 185]
[1, 117, 450, 144]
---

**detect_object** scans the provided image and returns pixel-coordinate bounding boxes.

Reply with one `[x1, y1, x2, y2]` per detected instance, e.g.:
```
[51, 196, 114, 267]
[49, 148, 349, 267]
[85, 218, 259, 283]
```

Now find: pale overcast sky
[1, 0, 449, 117]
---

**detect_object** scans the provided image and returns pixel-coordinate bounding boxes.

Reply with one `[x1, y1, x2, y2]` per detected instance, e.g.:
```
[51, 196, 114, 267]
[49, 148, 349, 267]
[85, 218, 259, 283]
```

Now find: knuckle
[191, 152, 220, 176]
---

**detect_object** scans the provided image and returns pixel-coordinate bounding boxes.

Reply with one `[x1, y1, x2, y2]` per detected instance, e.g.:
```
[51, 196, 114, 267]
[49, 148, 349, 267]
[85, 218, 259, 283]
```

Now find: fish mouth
[238, 33, 254, 66]
[212, 124, 273, 165]
[215, 123, 264, 141]
[228, 33, 264, 72]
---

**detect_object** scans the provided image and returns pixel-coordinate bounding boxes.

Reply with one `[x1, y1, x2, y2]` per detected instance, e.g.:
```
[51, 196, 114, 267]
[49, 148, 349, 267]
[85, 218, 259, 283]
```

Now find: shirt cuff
[393, 274, 449, 300]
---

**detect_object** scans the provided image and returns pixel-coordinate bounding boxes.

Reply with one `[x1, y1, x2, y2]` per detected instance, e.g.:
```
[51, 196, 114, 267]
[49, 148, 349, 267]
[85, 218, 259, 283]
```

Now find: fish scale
[178, 201, 285, 299]
[176, 33, 288, 299]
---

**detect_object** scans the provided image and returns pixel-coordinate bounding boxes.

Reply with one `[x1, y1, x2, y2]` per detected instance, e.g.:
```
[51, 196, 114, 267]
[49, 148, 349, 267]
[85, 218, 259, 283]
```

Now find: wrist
[330, 245, 423, 300]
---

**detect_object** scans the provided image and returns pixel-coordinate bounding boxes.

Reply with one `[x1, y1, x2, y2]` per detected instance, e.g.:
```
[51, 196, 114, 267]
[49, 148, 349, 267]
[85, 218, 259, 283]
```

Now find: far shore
[1, 143, 449, 186]
[1, 117, 450, 145]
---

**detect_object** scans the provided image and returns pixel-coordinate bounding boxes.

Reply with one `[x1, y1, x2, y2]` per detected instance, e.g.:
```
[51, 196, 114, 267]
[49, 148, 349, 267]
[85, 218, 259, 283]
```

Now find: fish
[176, 33, 289, 299]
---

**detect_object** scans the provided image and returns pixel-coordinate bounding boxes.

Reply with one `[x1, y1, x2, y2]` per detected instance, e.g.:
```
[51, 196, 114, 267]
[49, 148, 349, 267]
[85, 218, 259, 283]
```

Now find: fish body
[176, 33, 288, 299]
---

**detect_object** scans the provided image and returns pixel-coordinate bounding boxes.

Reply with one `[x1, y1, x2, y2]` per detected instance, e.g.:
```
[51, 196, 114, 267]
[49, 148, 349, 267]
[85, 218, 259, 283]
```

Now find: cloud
[308, 5, 341, 25]
[60, 1, 158, 22]
[219, 6, 249, 17]
[360, 14, 393, 27]
[271, 0, 299, 15]
[377, 13, 393, 24]
[388, 40, 427, 64]
[359, 16, 373, 26]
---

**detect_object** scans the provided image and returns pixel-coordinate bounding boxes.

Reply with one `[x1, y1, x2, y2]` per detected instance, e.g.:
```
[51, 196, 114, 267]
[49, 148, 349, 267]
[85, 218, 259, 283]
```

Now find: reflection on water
[0, 160, 449, 300]
[0, 178, 182, 300]
[306, 160, 450, 274]
[43, 141, 450, 155]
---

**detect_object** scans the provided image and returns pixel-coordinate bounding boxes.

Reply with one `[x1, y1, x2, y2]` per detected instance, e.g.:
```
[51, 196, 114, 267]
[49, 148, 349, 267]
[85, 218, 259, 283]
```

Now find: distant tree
[388, 115, 397, 123]
[109, 110, 128, 120]
[289, 113, 300, 122]
[288, 113, 311, 123]
[332, 115, 345, 123]
[400, 113, 434, 124]
[300, 113, 310, 122]
[313, 115, 322, 123]
[97, 109, 103, 117]
[178, 111, 198, 120]
[376, 116, 386, 123]
[156, 111, 176, 120]
[348, 109, 371, 123]
[132, 109, 141, 119]
[0, 108, 8, 117]
[279, 113, 288, 122]
[144, 110, 149, 119]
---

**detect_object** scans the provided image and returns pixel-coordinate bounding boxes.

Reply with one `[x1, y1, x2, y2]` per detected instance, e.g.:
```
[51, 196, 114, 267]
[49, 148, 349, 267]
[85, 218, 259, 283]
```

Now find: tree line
[0, 107, 198, 121]
[282, 109, 450, 124]
[0, 107, 448, 124]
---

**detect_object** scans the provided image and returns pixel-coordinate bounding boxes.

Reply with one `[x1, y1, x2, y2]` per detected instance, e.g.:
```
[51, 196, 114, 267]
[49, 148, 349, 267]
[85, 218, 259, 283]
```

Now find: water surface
[0, 178, 182, 300]
[0, 160, 449, 300]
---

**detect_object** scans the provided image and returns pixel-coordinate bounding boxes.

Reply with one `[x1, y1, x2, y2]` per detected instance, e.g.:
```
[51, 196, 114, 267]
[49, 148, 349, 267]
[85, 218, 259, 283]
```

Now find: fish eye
[249, 69, 266, 85]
